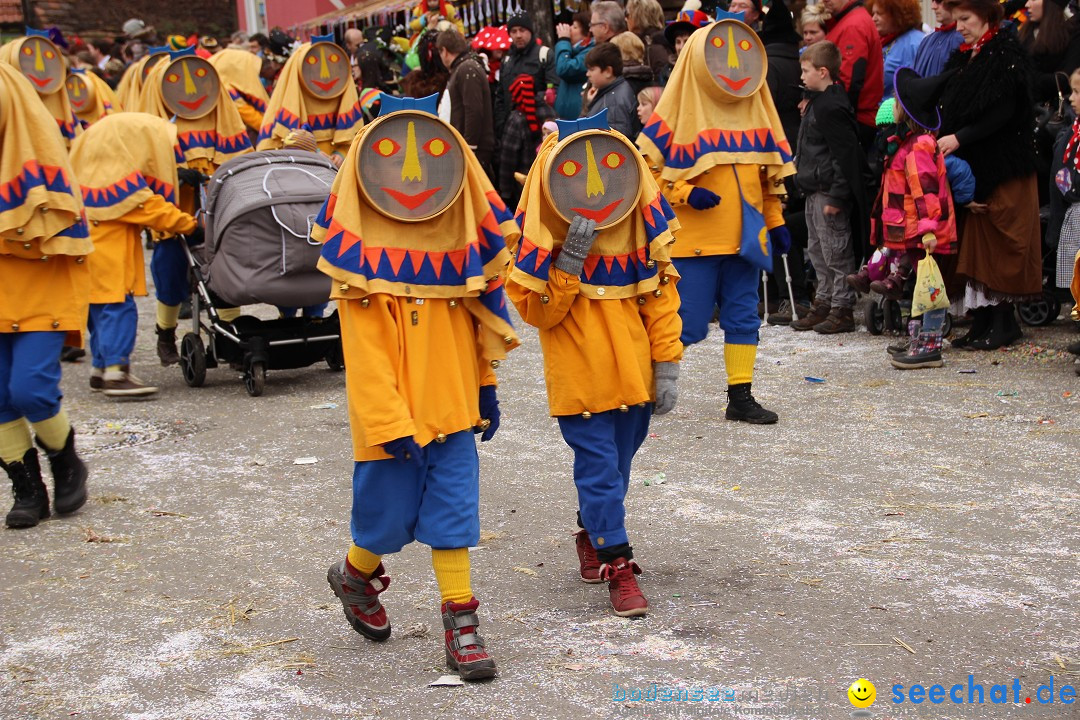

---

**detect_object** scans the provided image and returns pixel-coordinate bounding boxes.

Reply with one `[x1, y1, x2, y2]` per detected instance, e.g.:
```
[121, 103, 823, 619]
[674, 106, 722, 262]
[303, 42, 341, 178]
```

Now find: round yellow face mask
[357, 111, 467, 223]
[300, 41, 350, 99]
[160, 55, 220, 120]
[543, 130, 642, 230]
[700, 19, 767, 100]
[18, 36, 65, 95]
[65, 73, 96, 115]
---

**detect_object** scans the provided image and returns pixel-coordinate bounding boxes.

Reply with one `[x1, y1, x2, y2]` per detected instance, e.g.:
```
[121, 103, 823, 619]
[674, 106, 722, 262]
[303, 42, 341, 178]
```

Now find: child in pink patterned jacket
[862, 67, 958, 369]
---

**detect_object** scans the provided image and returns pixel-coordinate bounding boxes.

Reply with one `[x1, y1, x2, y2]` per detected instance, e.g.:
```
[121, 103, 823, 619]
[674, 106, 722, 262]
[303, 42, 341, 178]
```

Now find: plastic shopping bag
[912, 254, 950, 317]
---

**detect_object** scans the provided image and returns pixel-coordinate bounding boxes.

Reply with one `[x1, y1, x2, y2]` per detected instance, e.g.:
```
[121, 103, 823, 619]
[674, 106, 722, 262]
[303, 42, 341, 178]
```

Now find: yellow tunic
[506, 266, 683, 416]
[338, 293, 497, 462]
[88, 196, 196, 304]
[235, 100, 264, 134]
[0, 249, 89, 345]
[659, 164, 785, 257]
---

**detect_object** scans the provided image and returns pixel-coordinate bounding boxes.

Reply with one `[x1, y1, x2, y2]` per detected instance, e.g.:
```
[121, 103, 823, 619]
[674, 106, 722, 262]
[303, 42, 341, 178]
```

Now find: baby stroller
[860, 248, 954, 338]
[179, 149, 343, 396]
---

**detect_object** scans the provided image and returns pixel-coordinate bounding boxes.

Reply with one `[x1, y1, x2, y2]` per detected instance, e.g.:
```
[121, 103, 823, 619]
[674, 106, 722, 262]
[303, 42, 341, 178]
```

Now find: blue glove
[687, 187, 721, 211]
[769, 226, 791, 255]
[382, 436, 423, 468]
[478, 385, 500, 442]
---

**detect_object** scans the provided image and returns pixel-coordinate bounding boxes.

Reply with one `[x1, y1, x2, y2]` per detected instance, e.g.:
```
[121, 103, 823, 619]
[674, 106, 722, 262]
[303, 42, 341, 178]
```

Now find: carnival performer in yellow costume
[0, 63, 92, 529]
[409, 0, 466, 41]
[115, 45, 169, 111]
[506, 110, 682, 618]
[208, 47, 270, 134]
[257, 33, 363, 162]
[69, 114, 198, 397]
[637, 13, 795, 424]
[315, 93, 517, 681]
[141, 47, 252, 365]
[66, 68, 121, 128]
[0, 28, 80, 146]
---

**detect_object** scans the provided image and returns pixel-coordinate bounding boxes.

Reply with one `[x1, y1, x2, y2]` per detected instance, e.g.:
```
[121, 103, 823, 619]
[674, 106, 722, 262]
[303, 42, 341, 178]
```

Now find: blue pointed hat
[378, 93, 439, 118]
[554, 109, 609, 138]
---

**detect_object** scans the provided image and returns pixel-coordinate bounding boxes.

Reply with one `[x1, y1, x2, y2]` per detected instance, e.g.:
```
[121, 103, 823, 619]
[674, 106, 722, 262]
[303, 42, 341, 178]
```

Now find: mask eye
[711, 37, 725, 48]
[329, 53, 340, 63]
[195, 67, 208, 78]
[374, 138, 401, 157]
[306, 56, 318, 65]
[423, 138, 450, 157]
[738, 39, 752, 51]
[557, 160, 582, 177]
[22, 46, 32, 55]
[166, 73, 179, 83]
[602, 152, 625, 170]
[44, 49, 55, 59]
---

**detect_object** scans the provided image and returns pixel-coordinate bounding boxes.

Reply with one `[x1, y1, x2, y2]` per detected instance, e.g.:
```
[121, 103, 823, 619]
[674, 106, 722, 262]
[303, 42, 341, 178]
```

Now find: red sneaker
[574, 529, 603, 583]
[326, 559, 392, 641]
[441, 597, 497, 681]
[600, 558, 648, 617]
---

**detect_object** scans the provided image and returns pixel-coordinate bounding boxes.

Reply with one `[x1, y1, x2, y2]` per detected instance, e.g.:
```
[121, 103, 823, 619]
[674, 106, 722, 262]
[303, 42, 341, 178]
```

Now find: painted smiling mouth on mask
[716, 74, 751, 92]
[571, 199, 623, 223]
[311, 78, 340, 92]
[381, 187, 441, 210]
[26, 74, 52, 89]
[178, 96, 208, 111]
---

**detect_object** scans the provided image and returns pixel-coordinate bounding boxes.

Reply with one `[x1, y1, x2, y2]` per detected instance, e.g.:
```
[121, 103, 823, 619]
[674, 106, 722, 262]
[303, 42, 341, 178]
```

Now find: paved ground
[1, 292, 1078, 720]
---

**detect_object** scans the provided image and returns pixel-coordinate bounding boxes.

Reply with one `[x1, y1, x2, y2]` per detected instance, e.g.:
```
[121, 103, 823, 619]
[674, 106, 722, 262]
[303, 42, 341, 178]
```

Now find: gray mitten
[553, 215, 599, 276]
[653, 362, 679, 415]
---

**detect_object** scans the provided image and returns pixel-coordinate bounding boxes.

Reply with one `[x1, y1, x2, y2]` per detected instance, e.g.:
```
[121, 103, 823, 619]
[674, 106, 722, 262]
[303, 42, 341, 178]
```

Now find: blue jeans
[0, 331, 65, 423]
[151, 237, 189, 306]
[557, 405, 651, 552]
[350, 430, 480, 554]
[672, 254, 760, 346]
[88, 296, 138, 369]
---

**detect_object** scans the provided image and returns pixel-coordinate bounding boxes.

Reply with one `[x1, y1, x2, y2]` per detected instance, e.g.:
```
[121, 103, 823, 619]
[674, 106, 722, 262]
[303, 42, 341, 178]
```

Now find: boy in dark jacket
[582, 42, 639, 138]
[792, 41, 868, 334]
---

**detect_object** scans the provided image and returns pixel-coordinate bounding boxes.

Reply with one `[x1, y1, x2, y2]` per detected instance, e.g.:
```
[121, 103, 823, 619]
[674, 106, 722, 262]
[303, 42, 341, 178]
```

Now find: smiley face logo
[300, 41, 350, 99]
[65, 74, 95, 113]
[848, 679, 876, 709]
[357, 111, 466, 222]
[702, 19, 766, 100]
[18, 36, 64, 95]
[544, 130, 641, 230]
[160, 56, 220, 119]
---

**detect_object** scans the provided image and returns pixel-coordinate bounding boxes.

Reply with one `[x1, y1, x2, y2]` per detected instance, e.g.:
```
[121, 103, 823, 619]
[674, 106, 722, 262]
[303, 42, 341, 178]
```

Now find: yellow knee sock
[0, 418, 33, 464]
[30, 409, 71, 453]
[724, 343, 757, 386]
[156, 302, 181, 330]
[217, 307, 242, 322]
[347, 544, 383, 577]
[431, 548, 473, 605]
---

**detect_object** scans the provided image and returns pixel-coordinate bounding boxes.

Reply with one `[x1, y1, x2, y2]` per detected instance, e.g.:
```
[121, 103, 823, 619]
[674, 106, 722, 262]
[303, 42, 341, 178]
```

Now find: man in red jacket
[822, 0, 884, 148]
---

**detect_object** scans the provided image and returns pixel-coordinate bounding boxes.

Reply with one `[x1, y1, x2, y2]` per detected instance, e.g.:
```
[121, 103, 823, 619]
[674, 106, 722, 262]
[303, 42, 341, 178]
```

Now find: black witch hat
[893, 66, 954, 132]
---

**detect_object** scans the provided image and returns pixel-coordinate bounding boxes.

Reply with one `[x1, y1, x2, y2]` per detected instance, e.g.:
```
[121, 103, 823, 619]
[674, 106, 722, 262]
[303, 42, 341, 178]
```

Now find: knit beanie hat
[506, 13, 534, 35]
[510, 74, 538, 132]
[283, 128, 318, 153]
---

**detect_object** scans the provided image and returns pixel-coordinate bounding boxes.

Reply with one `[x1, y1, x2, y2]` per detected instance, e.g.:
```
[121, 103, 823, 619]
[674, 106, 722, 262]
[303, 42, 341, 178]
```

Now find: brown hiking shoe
[600, 558, 648, 617]
[102, 369, 158, 397]
[89, 369, 104, 392]
[814, 307, 856, 334]
[442, 597, 497, 681]
[327, 558, 392, 641]
[574, 529, 603, 583]
[155, 325, 180, 366]
[790, 302, 830, 331]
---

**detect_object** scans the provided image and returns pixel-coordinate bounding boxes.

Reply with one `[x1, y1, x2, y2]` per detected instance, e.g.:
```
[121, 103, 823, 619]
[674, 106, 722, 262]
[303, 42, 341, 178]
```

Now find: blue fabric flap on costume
[714, 10, 746, 22]
[311, 33, 335, 45]
[148, 45, 171, 55]
[555, 109, 609, 138]
[169, 46, 197, 59]
[378, 93, 439, 118]
[25, 27, 50, 38]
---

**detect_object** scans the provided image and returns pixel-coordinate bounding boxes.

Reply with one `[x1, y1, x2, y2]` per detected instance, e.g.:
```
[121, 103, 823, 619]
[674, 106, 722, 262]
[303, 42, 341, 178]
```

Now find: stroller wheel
[180, 333, 207, 387]
[863, 298, 885, 335]
[326, 342, 345, 372]
[1017, 290, 1061, 327]
[245, 362, 266, 397]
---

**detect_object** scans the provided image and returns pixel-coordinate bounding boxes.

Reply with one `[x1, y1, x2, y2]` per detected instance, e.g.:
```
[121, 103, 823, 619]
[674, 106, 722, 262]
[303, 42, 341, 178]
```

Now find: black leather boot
[36, 428, 88, 515]
[2, 448, 50, 528]
[970, 303, 1022, 351]
[156, 325, 180, 366]
[725, 383, 779, 424]
[952, 306, 993, 349]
